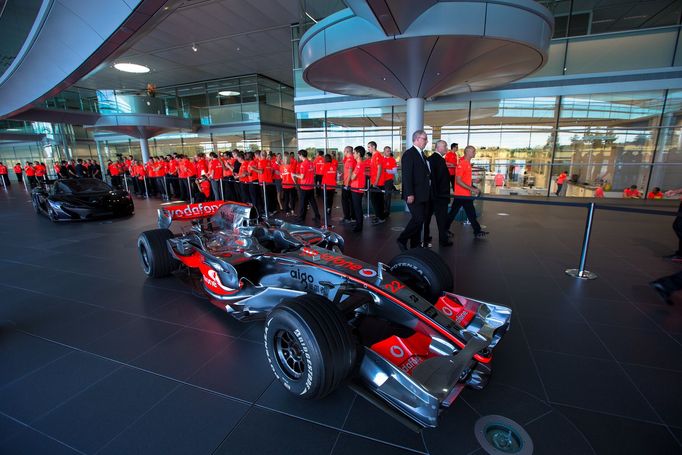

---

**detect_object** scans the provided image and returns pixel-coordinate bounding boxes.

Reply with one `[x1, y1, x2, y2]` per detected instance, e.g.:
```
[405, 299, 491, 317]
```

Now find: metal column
[405, 97, 425, 147]
[140, 137, 151, 164]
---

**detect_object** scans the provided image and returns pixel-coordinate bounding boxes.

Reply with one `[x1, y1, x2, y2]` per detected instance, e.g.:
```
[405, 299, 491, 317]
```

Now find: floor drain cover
[474, 415, 533, 455]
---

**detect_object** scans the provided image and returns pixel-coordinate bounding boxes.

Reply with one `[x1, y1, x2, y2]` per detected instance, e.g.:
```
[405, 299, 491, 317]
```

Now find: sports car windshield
[54, 179, 111, 194]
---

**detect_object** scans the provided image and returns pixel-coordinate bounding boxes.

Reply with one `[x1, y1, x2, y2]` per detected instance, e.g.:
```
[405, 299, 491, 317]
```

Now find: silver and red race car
[137, 200, 512, 429]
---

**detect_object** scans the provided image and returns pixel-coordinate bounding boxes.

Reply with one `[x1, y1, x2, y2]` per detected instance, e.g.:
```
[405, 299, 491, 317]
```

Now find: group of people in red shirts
[99, 146, 400, 229]
[0, 161, 48, 189]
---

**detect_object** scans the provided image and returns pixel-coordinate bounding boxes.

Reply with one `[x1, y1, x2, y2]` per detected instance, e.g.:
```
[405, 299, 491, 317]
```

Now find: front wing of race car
[356, 293, 511, 428]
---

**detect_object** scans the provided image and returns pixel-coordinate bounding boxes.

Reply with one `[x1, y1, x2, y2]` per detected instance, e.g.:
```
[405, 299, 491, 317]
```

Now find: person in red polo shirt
[237, 152, 251, 204]
[444, 143, 458, 191]
[647, 187, 664, 199]
[381, 146, 397, 219]
[34, 162, 47, 186]
[448, 145, 488, 238]
[293, 149, 321, 224]
[555, 170, 568, 196]
[13, 163, 22, 184]
[350, 146, 369, 233]
[367, 141, 386, 224]
[313, 150, 325, 197]
[340, 146, 356, 224]
[24, 162, 37, 188]
[248, 151, 263, 213]
[108, 160, 122, 189]
[321, 153, 337, 217]
[208, 152, 223, 200]
[0, 162, 9, 187]
[281, 153, 297, 214]
[623, 185, 642, 199]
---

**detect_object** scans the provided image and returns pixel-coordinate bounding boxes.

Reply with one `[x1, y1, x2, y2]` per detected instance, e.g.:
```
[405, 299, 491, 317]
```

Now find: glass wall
[294, 90, 682, 198]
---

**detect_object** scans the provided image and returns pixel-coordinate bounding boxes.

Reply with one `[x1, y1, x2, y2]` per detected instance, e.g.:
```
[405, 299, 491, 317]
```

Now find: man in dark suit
[425, 140, 453, 247]
[397, 130, 431, 251]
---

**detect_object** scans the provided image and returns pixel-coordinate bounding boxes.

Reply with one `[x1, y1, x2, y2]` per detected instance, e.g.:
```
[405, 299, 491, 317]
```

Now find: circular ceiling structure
[300, 0, 554, 100]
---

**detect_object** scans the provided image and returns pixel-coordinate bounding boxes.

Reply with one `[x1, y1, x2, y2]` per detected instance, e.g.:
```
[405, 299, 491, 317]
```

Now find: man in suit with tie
[397, 130, 431, 251]
[425, 140, 454, 247]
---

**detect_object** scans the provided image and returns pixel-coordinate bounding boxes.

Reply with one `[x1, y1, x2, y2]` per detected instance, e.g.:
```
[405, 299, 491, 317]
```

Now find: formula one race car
[137, 200, 512, 429]
[32, 178, 134, 222]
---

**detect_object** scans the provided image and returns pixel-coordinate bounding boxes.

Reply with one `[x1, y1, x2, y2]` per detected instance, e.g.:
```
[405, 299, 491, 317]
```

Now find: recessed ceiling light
[218, 91, 240, 96]
[114, 63, 150, 73]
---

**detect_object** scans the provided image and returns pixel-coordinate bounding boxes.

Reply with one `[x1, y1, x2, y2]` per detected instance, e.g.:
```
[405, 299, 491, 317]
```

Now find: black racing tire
[264, 294, 356, 399]
[388, 247, 453, 302]
[137, 229, 178, 278]
[31, 196, 40, 214]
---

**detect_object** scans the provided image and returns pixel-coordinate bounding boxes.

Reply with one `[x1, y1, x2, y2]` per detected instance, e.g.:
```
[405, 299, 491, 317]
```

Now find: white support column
[95, 141, 106, 181]
[140, 137, 151, 164]
[405, 97, 425, 149]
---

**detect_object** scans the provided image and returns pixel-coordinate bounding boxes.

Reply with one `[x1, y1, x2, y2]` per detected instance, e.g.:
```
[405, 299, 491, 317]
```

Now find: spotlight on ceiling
[192, 43, 198, 52]
[218, 91, 240, 97]
[113, 63, 150, 73]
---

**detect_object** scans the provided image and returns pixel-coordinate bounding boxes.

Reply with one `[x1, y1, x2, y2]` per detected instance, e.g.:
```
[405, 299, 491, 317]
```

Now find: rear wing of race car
[157, 201, 226, 228]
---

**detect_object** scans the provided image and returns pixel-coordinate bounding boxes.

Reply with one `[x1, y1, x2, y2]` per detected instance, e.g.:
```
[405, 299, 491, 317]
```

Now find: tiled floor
[1, 184, 681, 454]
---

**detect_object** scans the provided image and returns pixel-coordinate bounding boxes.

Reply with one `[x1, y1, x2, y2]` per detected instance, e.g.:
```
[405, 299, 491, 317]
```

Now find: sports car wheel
[388, 248, 453, 302]
[31, 197, 39, 214]
[264, 294, 356, 399]
[137, 229, 179, 278]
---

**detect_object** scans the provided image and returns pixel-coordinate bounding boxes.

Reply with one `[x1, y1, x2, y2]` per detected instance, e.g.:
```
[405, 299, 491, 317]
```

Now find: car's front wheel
[137, 229, 178, 278]
[264, 294, 356, 399]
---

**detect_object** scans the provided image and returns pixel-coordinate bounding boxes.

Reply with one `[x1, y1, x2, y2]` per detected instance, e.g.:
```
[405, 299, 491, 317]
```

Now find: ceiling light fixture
[192, 43, 198, 52]
[113, 63, 150, 73]
[218, 91, 240, 96]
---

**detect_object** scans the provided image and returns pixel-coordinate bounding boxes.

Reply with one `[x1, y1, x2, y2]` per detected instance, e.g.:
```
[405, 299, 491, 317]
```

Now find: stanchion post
[143, 177, 149, 199]
[365, 185, 371, 218]
[220, 179, 224, 201]
[187, 177, 193, 203]
[123, 175, 130, 193]
[262, 182, 269, 219]
[322, 183, 328, 228]
[566, 202, 598, 280]
[0, 175, 6, 190]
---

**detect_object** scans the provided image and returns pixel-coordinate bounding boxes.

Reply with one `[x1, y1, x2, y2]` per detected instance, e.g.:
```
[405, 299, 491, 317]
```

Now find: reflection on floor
[1, 185, 681, 454]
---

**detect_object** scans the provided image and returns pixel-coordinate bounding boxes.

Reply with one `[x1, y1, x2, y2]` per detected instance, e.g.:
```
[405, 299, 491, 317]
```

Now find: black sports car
[32, 178, 134, 221]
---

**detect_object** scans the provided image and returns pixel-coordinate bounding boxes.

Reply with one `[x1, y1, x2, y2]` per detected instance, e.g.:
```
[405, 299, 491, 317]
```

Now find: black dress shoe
[397, 240, 408, 252]
[440, 240, 454, 247]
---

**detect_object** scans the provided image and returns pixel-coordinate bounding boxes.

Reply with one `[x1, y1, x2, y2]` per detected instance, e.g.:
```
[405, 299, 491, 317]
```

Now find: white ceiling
[77, 0, 308, 90]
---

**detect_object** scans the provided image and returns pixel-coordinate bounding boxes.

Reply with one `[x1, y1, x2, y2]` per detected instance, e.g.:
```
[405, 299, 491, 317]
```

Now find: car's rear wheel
[388, 247, 453, 302]
[31, 197, 40, 214]
[137, 229, 178, 278]
[264, 294, 356, 399]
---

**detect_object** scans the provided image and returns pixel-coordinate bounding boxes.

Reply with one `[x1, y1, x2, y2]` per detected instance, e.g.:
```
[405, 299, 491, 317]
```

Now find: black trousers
[383, 179, 395, 218]
[556, 183, 564, 196]
[314, 175, 323, 196]
[27, 176, 37, 189]
[351, 191, 364, 231]
[448, 197, 481, 234]
[324, 189, 335, 215]
[425, 199, 449, 244]
[342, 187, 354, 220]
[398, 200, 428, 248]
[211, 180, 222, 200]
[239, 182, 250, 204]
[283, 188, 296, 212]
[167, 176, 179, 198]
[370, 185, 385, 220]
[16, 174, 23, 183]
[222, 177, 235, 202]
[265, 184, 277, 212]
[674, 202, 682, 255]
[449, 175, 455, 192]
[1, 174, 9, 186]
[249, 183, 263, 214]
[297, 188, 320, 221]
